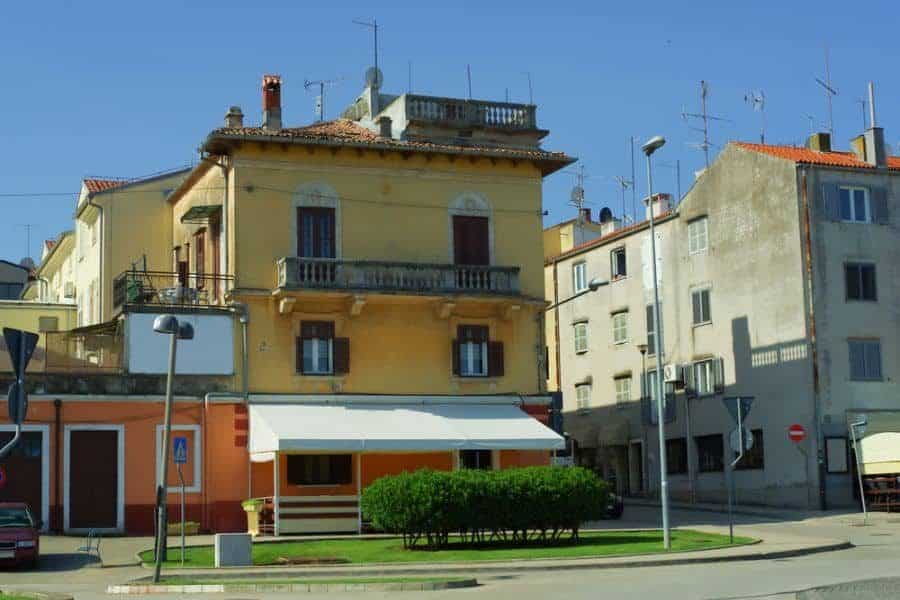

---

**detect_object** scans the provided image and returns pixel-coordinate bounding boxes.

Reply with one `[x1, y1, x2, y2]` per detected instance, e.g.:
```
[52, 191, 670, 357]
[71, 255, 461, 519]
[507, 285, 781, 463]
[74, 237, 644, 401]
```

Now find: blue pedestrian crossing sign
[173, 437, 189, 464]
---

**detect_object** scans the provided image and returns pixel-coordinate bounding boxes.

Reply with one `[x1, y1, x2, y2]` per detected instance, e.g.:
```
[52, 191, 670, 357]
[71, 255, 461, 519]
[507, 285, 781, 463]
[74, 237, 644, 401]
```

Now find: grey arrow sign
[3, 328, 39, 379]
[723, 396, 754, 424]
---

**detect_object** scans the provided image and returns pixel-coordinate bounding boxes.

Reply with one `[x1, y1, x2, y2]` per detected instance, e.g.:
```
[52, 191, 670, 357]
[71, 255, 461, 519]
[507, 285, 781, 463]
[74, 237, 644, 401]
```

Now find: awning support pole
[356, 454, 362, 535]
[273, 453, 280, 536]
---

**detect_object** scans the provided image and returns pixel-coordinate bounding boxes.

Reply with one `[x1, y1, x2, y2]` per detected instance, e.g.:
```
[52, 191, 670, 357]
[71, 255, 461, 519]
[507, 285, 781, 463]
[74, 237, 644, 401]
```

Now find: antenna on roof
[613, 176, 631, 224]
[856, 97, 868, 130]
[744, 90, 766, 144]
[408, 60, 412, 93]
[15, 224, 38, 264]
[353, 18, 379, 74]
[682, 80, 732, 168]
[303, 77, 343, 122]
[814, 44, 838, 138]
[569, 165, 588, 233]
[803, 114, 818, 137]
[466, 65, 473, 100]
[660, 160, 682, 204]
[629, 136, 638, 222]
[523, 72, 533, 105]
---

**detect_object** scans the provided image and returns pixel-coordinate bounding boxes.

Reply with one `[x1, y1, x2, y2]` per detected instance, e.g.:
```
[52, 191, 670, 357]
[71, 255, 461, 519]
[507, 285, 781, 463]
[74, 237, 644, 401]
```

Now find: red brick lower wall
[124, 501, 245, 535]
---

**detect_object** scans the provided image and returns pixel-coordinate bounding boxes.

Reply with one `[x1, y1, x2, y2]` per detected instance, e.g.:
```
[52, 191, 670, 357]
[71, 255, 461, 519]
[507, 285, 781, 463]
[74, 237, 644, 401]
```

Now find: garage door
[0, 431, 44, 524]
[69, 430, 119, 530]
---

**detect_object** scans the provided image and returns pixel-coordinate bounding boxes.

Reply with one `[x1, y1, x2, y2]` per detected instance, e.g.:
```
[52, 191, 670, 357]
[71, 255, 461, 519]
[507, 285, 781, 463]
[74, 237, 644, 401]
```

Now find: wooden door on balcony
[297, 207, 336, 258]
[452, 216, 489, 265]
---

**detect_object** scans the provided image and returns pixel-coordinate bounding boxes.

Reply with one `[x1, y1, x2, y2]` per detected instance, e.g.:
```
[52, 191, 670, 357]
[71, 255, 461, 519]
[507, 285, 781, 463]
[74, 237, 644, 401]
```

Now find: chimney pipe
[580, 208, 591, 223]
[377, 116, 392, 138]
[224, 106, 244, 128]
[262, 74, 282, 131]
[868, 81, 877, 129]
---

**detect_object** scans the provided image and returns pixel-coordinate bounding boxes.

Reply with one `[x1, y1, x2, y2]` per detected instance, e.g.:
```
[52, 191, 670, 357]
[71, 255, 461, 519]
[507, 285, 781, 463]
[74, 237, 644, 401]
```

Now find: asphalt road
[2, 505, 899, 599]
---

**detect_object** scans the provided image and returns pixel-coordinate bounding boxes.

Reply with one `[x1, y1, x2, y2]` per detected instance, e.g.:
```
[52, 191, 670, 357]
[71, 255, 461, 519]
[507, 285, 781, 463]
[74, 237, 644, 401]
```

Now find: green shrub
[361, 466, 608, 549]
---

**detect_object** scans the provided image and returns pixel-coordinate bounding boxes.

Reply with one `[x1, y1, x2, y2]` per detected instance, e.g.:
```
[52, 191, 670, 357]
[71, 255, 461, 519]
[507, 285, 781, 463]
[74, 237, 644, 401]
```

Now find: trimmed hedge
[361, 466, 608, 549]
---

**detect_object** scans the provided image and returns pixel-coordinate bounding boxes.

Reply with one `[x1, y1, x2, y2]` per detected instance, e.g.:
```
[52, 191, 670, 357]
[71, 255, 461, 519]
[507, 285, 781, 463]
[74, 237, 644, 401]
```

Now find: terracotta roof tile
[734, 142, 900, 171]
[210, 119, 573, 167]
[83, 178, 130, 193]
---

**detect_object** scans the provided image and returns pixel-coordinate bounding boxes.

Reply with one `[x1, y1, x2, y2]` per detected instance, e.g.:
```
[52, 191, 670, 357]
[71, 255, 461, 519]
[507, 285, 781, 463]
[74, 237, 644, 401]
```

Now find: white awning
[248, 402, 564, 458]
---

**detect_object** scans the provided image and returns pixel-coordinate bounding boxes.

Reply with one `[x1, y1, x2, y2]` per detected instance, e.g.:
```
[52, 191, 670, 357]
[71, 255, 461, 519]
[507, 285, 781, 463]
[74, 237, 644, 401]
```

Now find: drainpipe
[799, 166, 826, 510]
[86, 195, 105, 320]
[552, 261, 561, 392]
[54, 399, 62, 532]
[230, 302, 250, 401]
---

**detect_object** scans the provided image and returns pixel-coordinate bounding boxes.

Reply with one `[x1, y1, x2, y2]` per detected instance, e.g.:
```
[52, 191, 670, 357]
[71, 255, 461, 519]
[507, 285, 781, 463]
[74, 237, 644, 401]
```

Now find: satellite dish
[365, 67, 383, 88]
[19, 257, 35, 270]
[599, 207, 614, 223]
[569, 185, 584, 204]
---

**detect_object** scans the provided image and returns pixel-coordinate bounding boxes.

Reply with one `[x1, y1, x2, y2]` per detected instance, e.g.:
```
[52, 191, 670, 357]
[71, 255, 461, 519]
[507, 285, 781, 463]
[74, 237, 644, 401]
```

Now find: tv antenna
[353, 18, 379, 73]
[613, 176, 632, 223]
[660, 160, 682, 203]
[304, 77, 343, 122]
[814, 45, 838, 138]
[682, 80, 731, 168]
[803, 114, 819, 137]
[15, 224, 38, 262]
[569, 165, 586, 222]
[856, 97, 868, 130]
[466, 65, 473, 100]
[523, 72, 534, 104]
[744, 90, 766, 144]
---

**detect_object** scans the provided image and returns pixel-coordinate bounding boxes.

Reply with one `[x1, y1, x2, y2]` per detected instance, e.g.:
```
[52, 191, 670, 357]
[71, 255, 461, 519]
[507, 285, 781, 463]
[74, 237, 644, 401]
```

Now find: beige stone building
[545, 123, 899, 509]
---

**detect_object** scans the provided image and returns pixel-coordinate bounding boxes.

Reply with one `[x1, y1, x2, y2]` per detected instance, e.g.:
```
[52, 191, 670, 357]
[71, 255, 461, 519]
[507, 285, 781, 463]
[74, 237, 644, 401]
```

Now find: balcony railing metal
[277, 258, 520, 296]
[113, 270, 233, 310]
[405, 95, 537, 130]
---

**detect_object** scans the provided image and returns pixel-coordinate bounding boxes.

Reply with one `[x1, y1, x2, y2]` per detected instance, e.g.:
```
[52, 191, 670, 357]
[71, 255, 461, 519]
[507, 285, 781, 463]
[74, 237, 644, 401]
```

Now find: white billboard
[126, 312, 235, 375]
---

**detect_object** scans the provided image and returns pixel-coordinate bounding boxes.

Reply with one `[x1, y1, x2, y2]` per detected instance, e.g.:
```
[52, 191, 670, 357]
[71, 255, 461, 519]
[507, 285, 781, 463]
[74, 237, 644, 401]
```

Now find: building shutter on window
[452, 340, 461, 375]
[849, 341, 865, 379]
[295, 337, 304, 373]
[301, 321, 334, 339]
[871, 188, 889, 224]
[683, 363, 697, 398]
[712, 357, 725, 393]
[865, 342, 882, 379]
[822, 183, 841, 220]
[488, 341, 504, 377]
[664, 389, 676, 423]
[458, 324, 489, 343]
[333, 338, 350, 374]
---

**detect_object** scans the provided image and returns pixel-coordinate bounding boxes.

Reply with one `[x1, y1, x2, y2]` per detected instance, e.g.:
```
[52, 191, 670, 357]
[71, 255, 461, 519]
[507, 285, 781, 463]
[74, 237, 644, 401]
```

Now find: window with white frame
[573, 262, 587, 293]
[615, 376, 632, 405]
[573, 322, 588, 354]
[610, 247, 627, 279]
[691, 288, 711, 325]
[458, 325, 489, 377]
[299, 321, 334, 375]
[575, 383, 591, 410]
[612, 311, 629, 345]
[848, 339, 882, 381]
[688, 217, 708, 254]
[694, 360, 714, 396]
[839, 186, 870, 223]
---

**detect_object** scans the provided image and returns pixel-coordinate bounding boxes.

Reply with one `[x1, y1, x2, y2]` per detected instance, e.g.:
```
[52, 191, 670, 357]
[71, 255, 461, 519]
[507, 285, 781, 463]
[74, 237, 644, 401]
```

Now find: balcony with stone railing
[404, 95, 537, 131]
[276, 258, 520, 296]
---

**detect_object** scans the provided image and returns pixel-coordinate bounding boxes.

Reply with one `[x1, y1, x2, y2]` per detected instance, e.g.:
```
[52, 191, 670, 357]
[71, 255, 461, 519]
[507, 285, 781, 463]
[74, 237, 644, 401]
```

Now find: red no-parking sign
[788, 424, 806, 443]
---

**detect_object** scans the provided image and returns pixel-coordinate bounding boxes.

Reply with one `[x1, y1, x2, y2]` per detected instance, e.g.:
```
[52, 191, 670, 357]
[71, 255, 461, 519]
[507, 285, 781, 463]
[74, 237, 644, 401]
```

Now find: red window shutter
[488, 341, 504, 377]
[295, 337, 304, 373]
[333, 337, 350, 374]
[452, 340, 461, 375]
[452, 216, 489, 265]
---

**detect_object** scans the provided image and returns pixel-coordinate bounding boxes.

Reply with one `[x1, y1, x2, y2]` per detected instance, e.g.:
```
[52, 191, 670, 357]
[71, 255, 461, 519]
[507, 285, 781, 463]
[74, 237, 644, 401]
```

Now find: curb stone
[0, 591, 73, 600]
[106, 579, 478, 594]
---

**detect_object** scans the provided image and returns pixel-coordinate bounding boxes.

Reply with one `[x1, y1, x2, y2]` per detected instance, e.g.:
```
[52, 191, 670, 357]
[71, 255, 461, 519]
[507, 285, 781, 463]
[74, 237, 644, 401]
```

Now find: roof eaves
[89, 166, 193, 198]
[167, 158, 218, 205]
[545, 211, 678, 265]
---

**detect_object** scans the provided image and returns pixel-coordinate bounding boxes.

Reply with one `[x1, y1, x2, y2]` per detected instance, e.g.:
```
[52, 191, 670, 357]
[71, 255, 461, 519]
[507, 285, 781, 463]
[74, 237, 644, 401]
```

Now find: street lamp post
[642, 134, 671, 550]
[638, 343, 648, 494]
[849, 418, 868, 524]
[152, 315, 195, 584]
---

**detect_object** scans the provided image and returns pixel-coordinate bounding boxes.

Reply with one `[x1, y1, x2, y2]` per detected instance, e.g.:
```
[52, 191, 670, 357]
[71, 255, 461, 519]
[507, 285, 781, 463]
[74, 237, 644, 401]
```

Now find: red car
[0, 503, 40, 569]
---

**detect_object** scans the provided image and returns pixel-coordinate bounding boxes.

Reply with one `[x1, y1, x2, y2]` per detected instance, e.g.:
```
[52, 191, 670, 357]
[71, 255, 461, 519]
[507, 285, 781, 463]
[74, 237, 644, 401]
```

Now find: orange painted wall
[278, 454, 359, 497]
[250, 460, 274, 498]
[361, 452, 454, 487]
[499, 450, 551, 468]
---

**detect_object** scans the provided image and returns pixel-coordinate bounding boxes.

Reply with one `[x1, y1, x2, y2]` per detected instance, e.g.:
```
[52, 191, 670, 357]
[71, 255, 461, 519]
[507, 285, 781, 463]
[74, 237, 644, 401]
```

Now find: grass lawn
[153, 576, 468, 585]
[0, 595, 36, 600]
[140, 529, 754, 568]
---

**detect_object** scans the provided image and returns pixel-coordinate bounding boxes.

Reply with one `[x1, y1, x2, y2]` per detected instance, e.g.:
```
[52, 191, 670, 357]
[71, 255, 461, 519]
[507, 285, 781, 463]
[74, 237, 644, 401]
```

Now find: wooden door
[452, 216, 489, 265]
[0, 431, 43, 524]
[69, 430, 118, 530]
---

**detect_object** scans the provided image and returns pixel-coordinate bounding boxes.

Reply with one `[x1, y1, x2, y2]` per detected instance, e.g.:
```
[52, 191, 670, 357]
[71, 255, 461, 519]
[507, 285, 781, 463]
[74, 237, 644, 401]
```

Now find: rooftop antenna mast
[660, 160, 682, 203]
[682, 80, 731, 168]
[353, 18, 379, 73]
[613, 176, 632, 223]
[814, 45, 838, 138]
[304, 77, 342, 122]
[744, 90, 766, 144]
[856, 97, 868, 130]
[629, 136, 638, 222]
[15, 224, 38, 262]
[803, 114, 818, 137]
[523, 72, 533, 104]
[570, 165, 586, 224]
[466, 65, 473, 100]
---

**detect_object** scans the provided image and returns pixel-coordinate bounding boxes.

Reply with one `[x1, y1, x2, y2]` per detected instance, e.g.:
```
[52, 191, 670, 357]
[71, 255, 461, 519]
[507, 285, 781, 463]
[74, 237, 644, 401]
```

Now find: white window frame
[615, 376, 632, 405]
[694, 359, 714, 396]
[839, 186, 871, 223]
[303, 336, 334, 375]
[460, 340, 489, 377]
[155, 424, 202, 494]
[573, 262, 588, 293]
[573, 322, 588, 354]
[688, 217, 708, 255]
[691, 287, 712, 326]
[575, 383, 591, 410]
[611, 247, 627, 279]
[612, 311, 629, 345]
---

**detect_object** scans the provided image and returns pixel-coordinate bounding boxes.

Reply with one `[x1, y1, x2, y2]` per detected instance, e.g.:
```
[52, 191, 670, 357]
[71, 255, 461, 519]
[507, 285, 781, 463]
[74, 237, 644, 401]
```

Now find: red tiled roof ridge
[733, 141, 900, 170]
[83, 178, 131, 193]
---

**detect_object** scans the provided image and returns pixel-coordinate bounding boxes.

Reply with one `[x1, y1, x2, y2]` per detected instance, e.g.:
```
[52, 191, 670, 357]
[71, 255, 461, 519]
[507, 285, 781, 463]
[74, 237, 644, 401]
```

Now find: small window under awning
[180, 205, 222, 224]
[248, 401, 564, 460]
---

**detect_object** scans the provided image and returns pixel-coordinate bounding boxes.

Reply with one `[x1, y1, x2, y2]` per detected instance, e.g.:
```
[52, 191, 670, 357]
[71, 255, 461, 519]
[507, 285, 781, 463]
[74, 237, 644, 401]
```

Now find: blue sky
[0, 0, 896, 264]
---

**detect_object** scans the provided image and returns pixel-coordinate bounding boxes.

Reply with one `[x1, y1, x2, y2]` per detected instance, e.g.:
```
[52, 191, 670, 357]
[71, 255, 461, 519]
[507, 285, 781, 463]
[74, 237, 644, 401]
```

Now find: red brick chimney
[262, 74, 282, 131]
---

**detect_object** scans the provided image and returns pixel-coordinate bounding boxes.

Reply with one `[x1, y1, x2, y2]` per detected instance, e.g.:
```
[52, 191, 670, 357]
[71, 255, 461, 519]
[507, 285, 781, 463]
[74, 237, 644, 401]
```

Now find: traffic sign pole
[178, 463, 185, 567]
[723, 396, 754, 545]
[1, 328, 39, 460]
